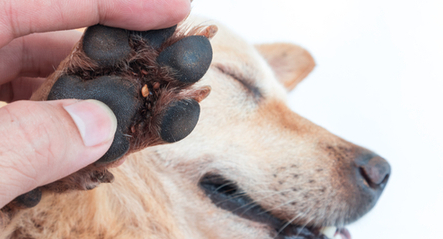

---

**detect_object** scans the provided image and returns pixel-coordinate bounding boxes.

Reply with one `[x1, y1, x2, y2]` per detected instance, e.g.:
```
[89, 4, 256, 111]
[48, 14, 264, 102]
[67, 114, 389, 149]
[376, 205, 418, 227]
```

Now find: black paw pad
[160, 99, 200, 143]
[83, 25, 131, 67]
[157, 36, 213, 83]
[14, 188, 42, 208]
[133, 25, 177, 49]
[48, 75, 140, 164]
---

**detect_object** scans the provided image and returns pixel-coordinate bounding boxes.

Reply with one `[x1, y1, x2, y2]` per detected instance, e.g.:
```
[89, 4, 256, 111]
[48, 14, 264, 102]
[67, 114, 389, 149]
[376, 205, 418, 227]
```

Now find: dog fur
[0, 16, 387, 239]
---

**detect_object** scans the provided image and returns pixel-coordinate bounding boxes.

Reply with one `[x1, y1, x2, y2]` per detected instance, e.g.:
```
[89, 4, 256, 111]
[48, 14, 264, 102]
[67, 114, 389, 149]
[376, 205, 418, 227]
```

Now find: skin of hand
[0, 0, 191, 209]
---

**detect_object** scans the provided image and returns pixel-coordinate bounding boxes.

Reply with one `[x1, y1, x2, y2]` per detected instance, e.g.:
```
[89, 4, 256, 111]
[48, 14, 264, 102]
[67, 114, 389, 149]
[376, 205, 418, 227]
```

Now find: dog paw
[49, 24, 213, 164]
[3, 23, 216, 214]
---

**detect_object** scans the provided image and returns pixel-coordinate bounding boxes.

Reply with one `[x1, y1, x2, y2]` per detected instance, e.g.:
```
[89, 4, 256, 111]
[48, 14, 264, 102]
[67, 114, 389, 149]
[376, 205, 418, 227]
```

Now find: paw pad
[157, 35, 213, 83]
[82, 25, 132, 67]
[135, 25, 177, 49]
[14, 188, 42, 209]
[48, 75, 138, 163]
[160, 99, 200, 143]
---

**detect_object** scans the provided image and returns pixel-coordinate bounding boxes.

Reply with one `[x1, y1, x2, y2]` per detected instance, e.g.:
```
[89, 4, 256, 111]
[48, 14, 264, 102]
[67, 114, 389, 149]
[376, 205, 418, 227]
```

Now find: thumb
[0, 99, 117, 207]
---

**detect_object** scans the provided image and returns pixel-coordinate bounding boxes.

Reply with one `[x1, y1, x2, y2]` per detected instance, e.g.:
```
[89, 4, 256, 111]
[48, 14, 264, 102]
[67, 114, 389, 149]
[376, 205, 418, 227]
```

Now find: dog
[0, 16, 390, 239]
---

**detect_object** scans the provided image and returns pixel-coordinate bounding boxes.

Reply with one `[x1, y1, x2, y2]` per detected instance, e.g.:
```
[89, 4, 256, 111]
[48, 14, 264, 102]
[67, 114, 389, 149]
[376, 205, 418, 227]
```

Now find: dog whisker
[256, 198, 300, 217]
[235, 189, 293, 216]
[214, 182, 236, 192]
[274, 213, 304, 239]
[211, 189, 277, 208]
[212, 192, 247, 206]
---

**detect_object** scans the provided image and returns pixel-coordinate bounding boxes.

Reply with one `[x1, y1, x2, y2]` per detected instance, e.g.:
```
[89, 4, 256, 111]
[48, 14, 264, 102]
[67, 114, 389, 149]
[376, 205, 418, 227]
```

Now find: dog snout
[357, 154, 390, 191]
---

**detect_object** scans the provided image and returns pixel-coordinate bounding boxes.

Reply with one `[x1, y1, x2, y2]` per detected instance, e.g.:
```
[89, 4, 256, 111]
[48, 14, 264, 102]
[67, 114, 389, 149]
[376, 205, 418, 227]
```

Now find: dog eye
[213, 64, 262, 101]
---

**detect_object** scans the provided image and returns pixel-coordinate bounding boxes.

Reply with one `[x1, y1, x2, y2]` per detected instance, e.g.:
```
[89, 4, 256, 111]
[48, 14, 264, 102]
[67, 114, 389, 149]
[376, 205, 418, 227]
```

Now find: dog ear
[255, 43, 315, 91]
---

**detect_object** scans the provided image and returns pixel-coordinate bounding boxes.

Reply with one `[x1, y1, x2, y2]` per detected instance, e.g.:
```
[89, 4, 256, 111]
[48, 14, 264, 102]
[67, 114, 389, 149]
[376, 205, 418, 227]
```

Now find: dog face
[1, 17, 390, 239]
[142, 18, 390, 238]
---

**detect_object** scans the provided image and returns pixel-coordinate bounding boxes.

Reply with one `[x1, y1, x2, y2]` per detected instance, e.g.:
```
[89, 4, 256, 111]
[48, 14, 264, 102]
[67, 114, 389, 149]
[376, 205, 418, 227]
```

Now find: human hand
[0, 0, 191, 209]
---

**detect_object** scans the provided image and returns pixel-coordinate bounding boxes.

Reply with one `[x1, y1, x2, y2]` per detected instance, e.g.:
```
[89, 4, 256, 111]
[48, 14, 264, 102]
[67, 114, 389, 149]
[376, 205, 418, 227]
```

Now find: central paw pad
[48, 75, 139, 163]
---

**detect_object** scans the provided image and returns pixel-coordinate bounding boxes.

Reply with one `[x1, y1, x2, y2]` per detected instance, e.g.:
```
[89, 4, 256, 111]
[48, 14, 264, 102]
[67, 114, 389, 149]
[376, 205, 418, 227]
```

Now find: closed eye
[213, 64, 262, 102]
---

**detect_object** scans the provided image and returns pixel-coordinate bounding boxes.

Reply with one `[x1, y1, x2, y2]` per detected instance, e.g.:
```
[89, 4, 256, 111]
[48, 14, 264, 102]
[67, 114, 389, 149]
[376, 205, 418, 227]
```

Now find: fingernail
[64, 100, 117, 147]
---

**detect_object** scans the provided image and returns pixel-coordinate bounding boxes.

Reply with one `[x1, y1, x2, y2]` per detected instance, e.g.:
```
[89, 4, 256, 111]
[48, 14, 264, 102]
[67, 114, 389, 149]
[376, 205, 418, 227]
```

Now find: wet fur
[1, 16, 378, 238]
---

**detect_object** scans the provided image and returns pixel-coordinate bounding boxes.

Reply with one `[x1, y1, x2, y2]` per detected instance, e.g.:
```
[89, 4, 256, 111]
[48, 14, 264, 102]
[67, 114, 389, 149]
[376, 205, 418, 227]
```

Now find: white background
[192, 1, 443, 238]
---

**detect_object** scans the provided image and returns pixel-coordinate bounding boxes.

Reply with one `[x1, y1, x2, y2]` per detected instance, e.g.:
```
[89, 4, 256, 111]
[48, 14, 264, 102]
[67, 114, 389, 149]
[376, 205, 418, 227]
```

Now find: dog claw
[160, 99, 200, 143]
[83, 25, 131, 67]
[157, 36, 213, 83]
[195, 25, 218, 39]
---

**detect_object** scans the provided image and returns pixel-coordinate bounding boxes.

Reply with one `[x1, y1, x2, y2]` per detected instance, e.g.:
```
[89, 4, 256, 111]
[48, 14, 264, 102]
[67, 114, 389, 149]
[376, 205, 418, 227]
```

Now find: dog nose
[358, 156, 390, 189]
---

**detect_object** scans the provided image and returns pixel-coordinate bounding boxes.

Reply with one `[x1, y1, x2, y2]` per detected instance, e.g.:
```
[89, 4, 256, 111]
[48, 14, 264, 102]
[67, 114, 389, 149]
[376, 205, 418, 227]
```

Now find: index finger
[0, 0, 191, 48]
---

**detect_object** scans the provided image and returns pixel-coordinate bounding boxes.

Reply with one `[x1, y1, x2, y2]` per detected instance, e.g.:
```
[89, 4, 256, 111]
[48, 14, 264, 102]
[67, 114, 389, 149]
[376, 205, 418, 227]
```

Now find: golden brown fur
[0, 16, 384, 238]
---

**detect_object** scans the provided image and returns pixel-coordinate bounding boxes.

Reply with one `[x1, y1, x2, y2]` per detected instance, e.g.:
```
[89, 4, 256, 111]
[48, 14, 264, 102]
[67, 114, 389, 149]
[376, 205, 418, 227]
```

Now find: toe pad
[83, 25, 131, 67]
[157, 36, 212, 83]
[160, 99, 200, 143]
